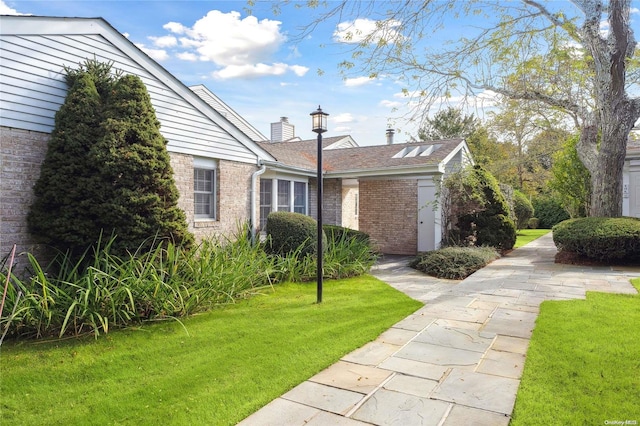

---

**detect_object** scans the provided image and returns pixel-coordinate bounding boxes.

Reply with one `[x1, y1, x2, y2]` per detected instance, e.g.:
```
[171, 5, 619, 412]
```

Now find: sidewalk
[239, 234, 640, 425]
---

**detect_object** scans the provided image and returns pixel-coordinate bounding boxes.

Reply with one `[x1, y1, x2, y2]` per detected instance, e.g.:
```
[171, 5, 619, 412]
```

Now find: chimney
[270, 117, 295, 142]
[386, 128, 395, 145]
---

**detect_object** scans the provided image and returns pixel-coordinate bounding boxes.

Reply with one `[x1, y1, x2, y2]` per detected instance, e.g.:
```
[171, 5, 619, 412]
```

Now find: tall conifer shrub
[28, 60, 193, 259]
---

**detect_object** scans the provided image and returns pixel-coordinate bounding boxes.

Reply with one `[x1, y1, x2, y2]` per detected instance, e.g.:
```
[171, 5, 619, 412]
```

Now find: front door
[417, 179, 440, 252]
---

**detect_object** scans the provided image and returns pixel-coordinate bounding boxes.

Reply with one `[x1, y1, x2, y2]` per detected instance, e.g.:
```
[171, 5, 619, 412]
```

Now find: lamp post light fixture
[311, 105, 328, 304]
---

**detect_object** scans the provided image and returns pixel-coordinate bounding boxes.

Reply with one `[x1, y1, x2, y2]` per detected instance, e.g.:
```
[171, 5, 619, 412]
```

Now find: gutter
[250, 160, 267, 244]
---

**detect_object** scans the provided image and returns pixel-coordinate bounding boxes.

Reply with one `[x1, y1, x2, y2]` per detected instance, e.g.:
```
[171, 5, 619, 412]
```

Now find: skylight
[392, 144, 441, 159]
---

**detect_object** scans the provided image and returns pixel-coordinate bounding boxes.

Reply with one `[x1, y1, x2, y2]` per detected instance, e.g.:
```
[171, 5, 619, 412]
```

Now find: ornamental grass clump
[411, 246, 500, 280]
[0, 229, 279, 339]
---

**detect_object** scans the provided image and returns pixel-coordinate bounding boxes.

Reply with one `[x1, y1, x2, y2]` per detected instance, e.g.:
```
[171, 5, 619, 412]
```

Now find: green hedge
[552, 217, 640, 262]
[410, 246, 500, 280]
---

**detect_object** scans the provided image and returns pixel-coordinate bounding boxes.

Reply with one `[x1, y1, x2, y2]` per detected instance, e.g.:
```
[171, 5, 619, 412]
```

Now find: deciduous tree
[294, 0, 640, 216]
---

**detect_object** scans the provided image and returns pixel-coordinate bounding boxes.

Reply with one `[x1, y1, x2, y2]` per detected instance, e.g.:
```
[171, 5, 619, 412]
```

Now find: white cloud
[631, 7, 640, 14]
[379, 99, 402, 108]
[334, 18, 402, 44]
[149, 35, 178, 48]
[345, 76, 375, 87]
[0, 0, 28, 15]
[163, 21, 187, 34]
[332, 113, 354, 124]
[334, 126, 352, 133]
[176, 51, 198, 61]
[161, 10, 306, 79]
[212, 63, 308, 80]
[135, 44, 169, 61]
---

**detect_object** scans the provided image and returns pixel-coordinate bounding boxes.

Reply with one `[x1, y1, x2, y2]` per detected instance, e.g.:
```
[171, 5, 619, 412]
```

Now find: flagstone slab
[341, 341, 402, 366]
[433, 318, 483, 331]
[237, 397, 319, 426]
[282, 381, 363, 415]
[442, 404, 510, 426]
[305, 410, 370, 425]
[431, 369, 520, 415]
[481, 318, 534, 339]
[378, 356, 448, 381]
[310, 361, 393, 394]
[418, 305, 494, 324]
[394, 341, 483, 369]
[476, 350, 526, 379]
[378, 327, 420, 346]
[491, 335, 530, 354]
[352, 388, 450, 426]
[413, 324, 495, 353]
[392, 313, 436, 332]
[382, 373, 438, 398]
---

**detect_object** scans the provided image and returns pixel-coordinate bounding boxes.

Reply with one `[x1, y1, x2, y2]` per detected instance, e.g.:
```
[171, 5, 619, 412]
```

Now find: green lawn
[514, 229, 551, 248]
[511, 278, 640, 425]
[0, 276, 422, 425]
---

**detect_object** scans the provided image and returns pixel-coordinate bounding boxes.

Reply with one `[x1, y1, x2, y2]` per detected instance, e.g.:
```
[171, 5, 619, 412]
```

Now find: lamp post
[311, 105, 328, 304]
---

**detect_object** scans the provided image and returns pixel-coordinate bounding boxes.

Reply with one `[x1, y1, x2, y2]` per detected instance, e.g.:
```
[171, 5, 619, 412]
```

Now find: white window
[277, 180, 291, 211]
[194, 158, 217, 220]
[260, 178, 308, 225]
[260, 179, 272, 228]
[294, 181, 306, 214]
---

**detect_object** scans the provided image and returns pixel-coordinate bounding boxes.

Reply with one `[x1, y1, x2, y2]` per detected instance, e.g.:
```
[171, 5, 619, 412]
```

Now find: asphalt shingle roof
[258, 137, 466, 174]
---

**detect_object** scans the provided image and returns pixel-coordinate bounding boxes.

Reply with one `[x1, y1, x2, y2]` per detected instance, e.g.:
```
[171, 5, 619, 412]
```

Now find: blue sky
[3, 1, 640, 145]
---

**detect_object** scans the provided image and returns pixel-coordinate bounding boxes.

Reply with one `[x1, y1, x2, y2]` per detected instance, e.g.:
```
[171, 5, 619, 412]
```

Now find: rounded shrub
[514, 190, 534, 230]
[265, 211, 321, 257]
[552, 217, 640, 262]
[411, 246, 500, 280]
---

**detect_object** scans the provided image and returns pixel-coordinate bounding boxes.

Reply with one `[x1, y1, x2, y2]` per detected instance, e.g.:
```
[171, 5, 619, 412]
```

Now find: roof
[259, 138, 470, 177]
[0, 15, 275, 164]
[190, 85, 268, 143]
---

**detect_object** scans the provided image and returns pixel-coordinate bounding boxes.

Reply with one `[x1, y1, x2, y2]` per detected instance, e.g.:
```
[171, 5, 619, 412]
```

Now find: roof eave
[327, 164, 443, 179]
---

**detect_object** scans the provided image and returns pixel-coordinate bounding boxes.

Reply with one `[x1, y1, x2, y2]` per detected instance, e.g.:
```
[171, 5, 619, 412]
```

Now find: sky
[2, 0, 640, 145]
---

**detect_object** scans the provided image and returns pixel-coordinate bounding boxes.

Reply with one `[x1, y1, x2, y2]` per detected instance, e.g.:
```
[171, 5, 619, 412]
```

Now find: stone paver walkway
[239, 234, 640, 425]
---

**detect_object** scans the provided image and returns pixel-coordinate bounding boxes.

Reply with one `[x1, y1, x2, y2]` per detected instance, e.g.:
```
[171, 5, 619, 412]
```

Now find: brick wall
[0, 127, 51, 275]
[169, 154, 257, 241]
[360, 179, 418, 255]
[0, 127, 257, 277]
[308, 177, 342, 226]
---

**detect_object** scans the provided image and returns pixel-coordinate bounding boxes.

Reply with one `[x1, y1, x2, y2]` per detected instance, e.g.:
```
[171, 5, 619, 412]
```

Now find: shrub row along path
[239, 233, 640, 425]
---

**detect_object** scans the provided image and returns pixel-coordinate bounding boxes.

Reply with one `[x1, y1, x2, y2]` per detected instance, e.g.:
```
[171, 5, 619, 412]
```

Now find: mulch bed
[555, 250, 639, 267]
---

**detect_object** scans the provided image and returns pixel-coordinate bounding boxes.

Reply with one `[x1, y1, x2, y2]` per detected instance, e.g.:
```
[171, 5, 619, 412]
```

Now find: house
[257, 132, 472, 254]
[623, 139, 640, 217]
[0, 15, 275, 271]
[0, 15, 471, 274]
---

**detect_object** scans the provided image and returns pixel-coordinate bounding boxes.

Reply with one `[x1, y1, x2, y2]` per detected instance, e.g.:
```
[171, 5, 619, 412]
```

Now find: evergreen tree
[94, 74, 193, 255]
[28, 60, 193, 259]
[28, 72, 104, 255]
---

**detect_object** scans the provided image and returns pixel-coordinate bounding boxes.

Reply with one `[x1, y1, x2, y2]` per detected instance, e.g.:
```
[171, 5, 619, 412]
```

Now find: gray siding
[0, 17, 270, 164]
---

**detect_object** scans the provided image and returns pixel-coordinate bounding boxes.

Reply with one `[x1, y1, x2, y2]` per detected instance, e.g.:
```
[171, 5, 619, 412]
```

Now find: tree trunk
[577, 0, 639, 217]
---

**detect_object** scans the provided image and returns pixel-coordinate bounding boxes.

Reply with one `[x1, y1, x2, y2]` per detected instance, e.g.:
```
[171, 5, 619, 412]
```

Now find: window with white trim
[259, 179, 272, 228]
[194, 158, 217, 220]
[277, 180, 291, 211]
[294, 181, 306, 214]
[260, 177, 308, 227]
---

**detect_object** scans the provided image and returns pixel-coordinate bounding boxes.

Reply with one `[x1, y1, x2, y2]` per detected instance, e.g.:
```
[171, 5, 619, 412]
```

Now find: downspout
[251, 159, 267, 245]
